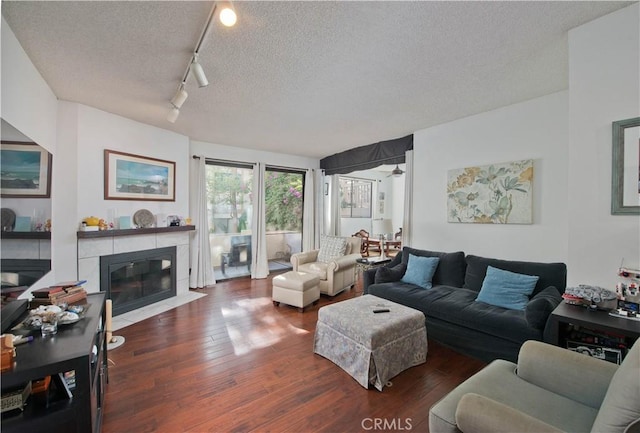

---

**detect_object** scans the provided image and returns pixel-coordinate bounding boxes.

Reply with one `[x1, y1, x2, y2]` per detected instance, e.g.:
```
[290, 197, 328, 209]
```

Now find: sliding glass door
[205, 162, 305, 280]
[264, 168, 304, 271]
[206, 162, 253, 279]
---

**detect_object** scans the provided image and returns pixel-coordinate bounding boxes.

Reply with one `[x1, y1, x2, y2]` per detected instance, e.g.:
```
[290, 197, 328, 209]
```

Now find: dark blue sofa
[363, 247, 567, 363]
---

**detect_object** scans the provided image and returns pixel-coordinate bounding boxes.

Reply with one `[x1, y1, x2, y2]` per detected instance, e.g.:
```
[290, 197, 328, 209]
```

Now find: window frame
[339, 176, 373, 218]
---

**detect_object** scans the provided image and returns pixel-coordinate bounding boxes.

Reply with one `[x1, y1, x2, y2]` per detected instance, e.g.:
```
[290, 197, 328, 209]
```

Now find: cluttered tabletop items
[561, 266, 640, 320]
[1, 280, 89, 373]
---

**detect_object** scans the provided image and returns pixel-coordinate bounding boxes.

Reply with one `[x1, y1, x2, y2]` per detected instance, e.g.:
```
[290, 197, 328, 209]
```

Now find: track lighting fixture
[167, 106, 180, 123]
[166, 1, 237, 122]
[170, 83, 188, 108]
[190, 55, 209, 88]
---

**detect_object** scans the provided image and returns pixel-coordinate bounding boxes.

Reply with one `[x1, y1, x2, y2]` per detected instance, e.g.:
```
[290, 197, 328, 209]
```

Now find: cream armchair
[429, 339, 640, 433]
[290, 236, 362, 296]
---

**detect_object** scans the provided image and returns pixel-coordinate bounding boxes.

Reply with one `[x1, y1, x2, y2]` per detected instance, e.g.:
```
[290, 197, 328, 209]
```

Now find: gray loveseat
[362, 247, 567, 362]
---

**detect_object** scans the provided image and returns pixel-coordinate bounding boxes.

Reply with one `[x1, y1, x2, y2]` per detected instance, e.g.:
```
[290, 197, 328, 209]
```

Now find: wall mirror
[1, 119, 53, 292]
[611, 117, 640, 215]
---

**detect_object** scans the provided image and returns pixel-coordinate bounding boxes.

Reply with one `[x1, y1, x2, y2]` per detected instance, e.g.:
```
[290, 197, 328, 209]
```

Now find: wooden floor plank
[102, 274, 485, 433]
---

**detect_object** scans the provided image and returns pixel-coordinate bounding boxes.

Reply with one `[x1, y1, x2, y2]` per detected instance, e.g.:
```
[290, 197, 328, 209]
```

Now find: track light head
[170, 84, 188, 108]
[219, 5, 237, 27]
[190, 56, 208, 88]
[167, 106, 180, 123]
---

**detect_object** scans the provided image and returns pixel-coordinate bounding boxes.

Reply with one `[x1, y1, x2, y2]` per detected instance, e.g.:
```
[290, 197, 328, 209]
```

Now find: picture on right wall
[447, 159, 533, 224]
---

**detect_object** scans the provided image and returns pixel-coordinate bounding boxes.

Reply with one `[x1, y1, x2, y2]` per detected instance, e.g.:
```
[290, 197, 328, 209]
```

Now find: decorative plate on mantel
[133, 209, 154, 228]
[1, 208, 16, 231]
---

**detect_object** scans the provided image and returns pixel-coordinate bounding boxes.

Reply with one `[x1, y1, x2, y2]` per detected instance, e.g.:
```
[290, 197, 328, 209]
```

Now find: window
[339, 177, 372, 218]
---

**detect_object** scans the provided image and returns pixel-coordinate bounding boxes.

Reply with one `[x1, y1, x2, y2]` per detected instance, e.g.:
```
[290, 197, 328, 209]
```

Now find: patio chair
[221, 235, 251, 275]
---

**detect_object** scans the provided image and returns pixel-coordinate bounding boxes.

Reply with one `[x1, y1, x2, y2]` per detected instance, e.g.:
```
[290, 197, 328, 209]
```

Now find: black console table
[546, 302, 640, 362]
[1, 293, 107, 433]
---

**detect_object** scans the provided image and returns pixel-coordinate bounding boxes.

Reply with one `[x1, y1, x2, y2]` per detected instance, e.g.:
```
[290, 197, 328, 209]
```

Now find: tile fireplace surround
[77, 226, 194, 318]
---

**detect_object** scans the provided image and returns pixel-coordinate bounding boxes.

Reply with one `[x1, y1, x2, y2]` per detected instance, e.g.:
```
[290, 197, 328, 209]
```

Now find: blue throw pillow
[400, 254, 440, 289]
[476, 266, 539, 310]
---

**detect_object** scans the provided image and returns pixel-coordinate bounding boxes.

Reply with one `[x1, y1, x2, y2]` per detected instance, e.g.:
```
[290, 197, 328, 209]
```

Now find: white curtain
[328, 174, 341, 236]
[251, 163, 269, 279]
[189, 156, 215, 288]
[302, 169, 317, 252]
[314, 170, 323, 249]
[402, 150, 414, 247]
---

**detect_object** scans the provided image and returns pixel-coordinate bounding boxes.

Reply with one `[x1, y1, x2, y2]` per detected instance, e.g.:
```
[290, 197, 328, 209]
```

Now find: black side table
[1, 293, 107, 433]
[355, 257, 392, 293]
[546, 302, 640, 361]
[356, 257, 392, 272]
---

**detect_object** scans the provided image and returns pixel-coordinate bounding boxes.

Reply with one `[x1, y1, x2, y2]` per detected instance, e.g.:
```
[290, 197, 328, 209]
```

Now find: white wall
[567, 3, 640, 288]
[54, 102, 79, 280]
[413, 91, 570, 264]
[411, 3, 639, 289]
[53, 102, 192, 279]
[1, 17, 58, 290]
[75, 104, 190, 222]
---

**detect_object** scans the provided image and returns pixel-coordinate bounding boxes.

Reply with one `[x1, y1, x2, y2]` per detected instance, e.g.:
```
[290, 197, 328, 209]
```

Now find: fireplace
[100, 246, 176, 316]
[1, 259, 51, 289]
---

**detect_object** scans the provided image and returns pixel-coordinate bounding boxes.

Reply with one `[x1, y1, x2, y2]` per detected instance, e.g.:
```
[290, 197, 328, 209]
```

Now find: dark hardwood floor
[102, 274, 485, 433]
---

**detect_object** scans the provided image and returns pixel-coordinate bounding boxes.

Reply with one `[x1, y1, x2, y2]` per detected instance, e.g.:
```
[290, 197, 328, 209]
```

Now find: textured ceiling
[1, 1, 634, 159]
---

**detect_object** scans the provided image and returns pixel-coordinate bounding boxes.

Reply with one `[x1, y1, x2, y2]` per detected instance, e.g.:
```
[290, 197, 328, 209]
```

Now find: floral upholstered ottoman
[313, 294, 427, 391]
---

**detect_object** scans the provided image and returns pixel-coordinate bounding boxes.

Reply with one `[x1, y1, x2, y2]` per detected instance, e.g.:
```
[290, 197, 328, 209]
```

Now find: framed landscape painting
[1, 142, 52, 198]
[104, 150, 175, 201]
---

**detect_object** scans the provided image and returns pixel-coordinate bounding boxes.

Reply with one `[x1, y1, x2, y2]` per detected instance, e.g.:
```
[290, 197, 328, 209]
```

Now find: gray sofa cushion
[525, 286, 562, 330]
[590, 340, 640, 433]
[424, 287, 541, 343]
[429, 358, 599, 433]
[374, 264, 406, 284]
[367, 283, 540, 343]
[400, 247, 466, 287]
[463, 254, 567, 297]
[366, 281, 450, 315]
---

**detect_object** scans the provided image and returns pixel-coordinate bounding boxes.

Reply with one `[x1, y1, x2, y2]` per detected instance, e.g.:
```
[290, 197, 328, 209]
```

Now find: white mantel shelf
[77, 225, 195, 239]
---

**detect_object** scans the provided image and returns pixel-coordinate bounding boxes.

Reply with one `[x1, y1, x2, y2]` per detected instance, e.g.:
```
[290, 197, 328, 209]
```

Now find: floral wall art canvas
[447, 159, 533, 224]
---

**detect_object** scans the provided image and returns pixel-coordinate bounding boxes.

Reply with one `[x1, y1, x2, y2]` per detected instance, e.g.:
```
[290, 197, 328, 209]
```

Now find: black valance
[320, 134, 413, 175]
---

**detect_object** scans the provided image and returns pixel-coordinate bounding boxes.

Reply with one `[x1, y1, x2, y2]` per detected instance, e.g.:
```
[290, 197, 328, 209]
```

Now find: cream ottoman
[314, 294, 427, 391]
[272, 271, 321, 312]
